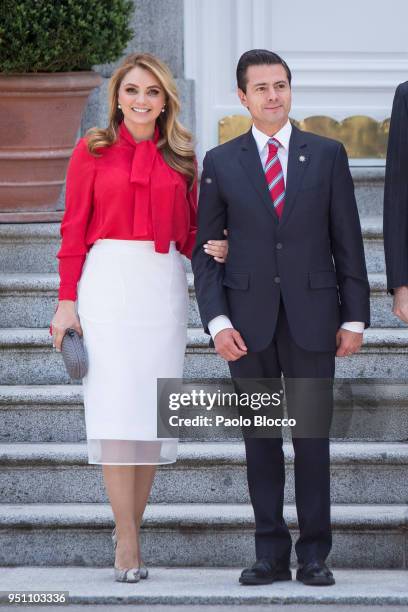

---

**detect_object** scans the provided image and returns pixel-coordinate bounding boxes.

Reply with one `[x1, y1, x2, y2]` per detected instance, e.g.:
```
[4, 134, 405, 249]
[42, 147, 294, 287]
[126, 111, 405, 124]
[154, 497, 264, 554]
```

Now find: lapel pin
[299, 155, 306, 163]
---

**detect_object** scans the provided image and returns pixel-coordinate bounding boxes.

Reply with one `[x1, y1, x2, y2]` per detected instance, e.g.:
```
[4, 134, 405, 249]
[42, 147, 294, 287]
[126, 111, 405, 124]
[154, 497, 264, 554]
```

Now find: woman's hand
[51, 301, 83, 352]
[204, 229, 228, 263]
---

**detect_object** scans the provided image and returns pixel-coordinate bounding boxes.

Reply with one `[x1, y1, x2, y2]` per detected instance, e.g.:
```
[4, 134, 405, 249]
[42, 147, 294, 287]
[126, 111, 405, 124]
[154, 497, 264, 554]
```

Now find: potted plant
[0, 0, 134, 221]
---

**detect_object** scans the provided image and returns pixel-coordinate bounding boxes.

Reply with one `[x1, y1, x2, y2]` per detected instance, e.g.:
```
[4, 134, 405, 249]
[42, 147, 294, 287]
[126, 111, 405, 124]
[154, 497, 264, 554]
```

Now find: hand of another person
[335, 328, 363, 357]
[214, 327, 247, 361]
[204, 229, 228, 263]
[392, 286, 408, 323]
[51, 301, 83, 352]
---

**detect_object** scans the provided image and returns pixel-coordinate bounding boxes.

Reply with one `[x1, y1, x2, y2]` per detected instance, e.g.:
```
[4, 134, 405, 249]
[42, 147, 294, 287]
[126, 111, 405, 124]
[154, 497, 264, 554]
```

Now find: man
[383, 82, 408, 320]
[192, 50, 370, 586]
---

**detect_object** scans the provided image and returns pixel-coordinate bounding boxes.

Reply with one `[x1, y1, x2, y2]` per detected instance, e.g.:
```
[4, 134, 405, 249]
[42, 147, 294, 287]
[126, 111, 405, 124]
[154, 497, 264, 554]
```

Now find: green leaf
[0, 0, 134, 72]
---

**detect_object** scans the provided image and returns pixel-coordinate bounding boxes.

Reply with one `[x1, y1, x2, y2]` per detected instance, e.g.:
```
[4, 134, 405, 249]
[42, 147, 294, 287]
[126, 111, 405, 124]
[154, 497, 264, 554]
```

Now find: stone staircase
[0, 167, 407, 607]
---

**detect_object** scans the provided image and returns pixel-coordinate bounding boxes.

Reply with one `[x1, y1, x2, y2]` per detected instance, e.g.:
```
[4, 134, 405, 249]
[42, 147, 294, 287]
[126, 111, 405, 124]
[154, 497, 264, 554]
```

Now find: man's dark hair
[236, 49, 292, 92]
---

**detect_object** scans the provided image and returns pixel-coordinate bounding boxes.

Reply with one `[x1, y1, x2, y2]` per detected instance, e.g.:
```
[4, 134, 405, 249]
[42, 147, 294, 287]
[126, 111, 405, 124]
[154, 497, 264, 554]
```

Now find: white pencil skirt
[76, 239, 188, 465]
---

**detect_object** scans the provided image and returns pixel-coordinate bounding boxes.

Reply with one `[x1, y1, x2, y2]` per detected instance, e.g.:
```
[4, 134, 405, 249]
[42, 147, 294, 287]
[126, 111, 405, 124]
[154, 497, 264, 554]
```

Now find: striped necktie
[265, 137, 285, 218]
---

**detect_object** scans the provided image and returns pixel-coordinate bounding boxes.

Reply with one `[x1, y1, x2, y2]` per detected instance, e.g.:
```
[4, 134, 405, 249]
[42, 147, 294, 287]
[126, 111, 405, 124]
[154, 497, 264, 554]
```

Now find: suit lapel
[237, 125, 311, 224]
[280, 124, 310, 227]
[238, 129, 279, 221]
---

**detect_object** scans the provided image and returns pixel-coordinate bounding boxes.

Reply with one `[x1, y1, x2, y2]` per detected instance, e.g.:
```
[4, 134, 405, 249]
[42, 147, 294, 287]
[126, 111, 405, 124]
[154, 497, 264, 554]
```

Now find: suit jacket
[192, 124, 370, 353]
[383, 81, 408, 292]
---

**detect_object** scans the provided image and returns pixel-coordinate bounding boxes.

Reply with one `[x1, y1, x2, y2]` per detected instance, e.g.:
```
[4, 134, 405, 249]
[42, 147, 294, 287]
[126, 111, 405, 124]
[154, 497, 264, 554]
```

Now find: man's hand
[393, 285, 408, 323]
[336, 328, 363, 357]
[214, 328, 247, 361]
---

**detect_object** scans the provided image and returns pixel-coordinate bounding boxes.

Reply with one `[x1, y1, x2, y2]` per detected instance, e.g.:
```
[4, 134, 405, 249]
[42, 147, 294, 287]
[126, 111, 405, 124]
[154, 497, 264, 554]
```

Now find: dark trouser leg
[229, 339, 291, 565]
[292, 438, 332, 563]
[275, 302, 335, 564]
[243, 437, 291, 565]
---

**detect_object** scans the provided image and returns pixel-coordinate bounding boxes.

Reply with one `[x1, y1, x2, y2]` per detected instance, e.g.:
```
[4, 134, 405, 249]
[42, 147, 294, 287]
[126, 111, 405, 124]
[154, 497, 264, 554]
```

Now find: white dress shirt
[253, 120, 292, 180]
[207, 121, 364, 339]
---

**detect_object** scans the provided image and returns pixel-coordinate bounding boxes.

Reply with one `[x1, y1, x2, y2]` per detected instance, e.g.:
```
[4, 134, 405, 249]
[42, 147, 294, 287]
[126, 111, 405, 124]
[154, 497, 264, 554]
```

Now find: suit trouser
[228, 299, 335, 566]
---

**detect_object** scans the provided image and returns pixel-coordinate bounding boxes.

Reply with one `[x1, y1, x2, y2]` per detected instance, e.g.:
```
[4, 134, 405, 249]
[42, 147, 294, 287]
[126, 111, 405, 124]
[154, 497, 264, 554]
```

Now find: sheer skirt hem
[87, 439, 178, 465]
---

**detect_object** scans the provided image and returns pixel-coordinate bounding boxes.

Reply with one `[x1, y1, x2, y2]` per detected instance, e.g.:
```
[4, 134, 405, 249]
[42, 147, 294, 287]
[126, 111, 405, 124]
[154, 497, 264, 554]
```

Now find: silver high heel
[112, 527, 149, 579]
[114, 566, 141, 583]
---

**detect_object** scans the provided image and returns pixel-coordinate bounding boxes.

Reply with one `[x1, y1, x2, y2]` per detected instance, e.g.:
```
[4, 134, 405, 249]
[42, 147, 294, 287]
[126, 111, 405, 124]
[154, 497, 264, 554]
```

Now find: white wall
[184, 0, 408, 164]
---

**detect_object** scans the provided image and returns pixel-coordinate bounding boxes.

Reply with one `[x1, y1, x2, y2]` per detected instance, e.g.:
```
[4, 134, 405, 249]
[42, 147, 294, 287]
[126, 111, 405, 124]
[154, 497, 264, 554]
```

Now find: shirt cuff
[341, 321, 365, 333]
[208, 315, 233, 340]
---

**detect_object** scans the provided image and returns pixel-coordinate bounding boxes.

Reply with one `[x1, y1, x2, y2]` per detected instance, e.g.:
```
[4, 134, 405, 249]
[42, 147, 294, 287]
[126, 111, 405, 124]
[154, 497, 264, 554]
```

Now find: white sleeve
[340, 322, 365, 333]
[208, 315, 234, 340]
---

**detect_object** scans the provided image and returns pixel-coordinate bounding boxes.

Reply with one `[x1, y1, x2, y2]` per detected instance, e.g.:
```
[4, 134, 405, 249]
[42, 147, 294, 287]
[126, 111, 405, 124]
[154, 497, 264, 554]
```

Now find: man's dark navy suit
[192, 124, 370, 566]
[384, 81, 408, 292]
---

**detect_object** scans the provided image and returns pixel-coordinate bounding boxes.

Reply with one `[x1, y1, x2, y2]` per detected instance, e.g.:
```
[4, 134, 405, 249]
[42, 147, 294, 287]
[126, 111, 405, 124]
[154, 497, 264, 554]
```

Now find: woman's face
[117, 65, 166, 129]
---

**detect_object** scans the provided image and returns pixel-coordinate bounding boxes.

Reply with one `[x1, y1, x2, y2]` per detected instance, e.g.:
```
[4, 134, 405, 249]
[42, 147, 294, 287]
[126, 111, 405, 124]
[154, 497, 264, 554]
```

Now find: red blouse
[57, 121, 197, 301]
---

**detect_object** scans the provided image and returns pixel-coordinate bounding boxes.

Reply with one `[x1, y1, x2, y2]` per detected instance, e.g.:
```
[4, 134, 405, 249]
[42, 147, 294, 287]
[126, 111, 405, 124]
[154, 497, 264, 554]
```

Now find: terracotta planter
[0, 71, 102, 222]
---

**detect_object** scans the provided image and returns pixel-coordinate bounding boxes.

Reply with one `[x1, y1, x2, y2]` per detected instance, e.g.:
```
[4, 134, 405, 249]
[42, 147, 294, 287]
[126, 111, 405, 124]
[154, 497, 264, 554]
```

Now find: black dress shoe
[296, 561, 335, 586]
[239, 559, 292, 585]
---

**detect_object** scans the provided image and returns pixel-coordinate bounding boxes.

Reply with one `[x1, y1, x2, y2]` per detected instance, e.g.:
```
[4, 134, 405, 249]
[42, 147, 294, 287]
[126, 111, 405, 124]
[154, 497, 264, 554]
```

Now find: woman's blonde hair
[86, 53, 196, 188]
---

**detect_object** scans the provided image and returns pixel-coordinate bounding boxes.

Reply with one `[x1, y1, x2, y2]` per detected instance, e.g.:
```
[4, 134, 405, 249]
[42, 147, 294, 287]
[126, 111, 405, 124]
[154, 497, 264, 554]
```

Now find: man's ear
[237, 88, 248, 108]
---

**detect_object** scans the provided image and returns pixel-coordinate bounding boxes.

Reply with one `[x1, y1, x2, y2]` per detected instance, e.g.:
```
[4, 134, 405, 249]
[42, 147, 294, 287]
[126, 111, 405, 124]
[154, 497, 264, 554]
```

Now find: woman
[50, 53, 228, 583]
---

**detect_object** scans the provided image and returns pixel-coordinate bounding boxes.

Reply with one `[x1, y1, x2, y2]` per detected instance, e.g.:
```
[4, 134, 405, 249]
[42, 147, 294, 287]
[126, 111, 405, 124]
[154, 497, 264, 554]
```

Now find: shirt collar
[251, 120, 292, 154]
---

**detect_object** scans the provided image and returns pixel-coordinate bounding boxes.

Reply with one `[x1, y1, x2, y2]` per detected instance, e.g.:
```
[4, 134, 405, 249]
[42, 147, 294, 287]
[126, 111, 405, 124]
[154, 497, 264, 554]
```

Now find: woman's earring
[118, 104, 122, 110]
[161, 107, 166, 113]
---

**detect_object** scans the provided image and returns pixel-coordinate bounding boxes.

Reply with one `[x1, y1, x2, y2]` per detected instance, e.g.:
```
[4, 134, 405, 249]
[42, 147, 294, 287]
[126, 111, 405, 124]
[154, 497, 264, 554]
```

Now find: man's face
[238, 64, 291, 133]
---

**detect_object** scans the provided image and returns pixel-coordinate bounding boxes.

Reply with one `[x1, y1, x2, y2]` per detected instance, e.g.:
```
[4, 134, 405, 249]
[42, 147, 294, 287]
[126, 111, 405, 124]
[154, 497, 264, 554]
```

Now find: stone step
[186, 327, 408, 379]
[0, 606, 404, 612]
[362, 215, 385, 274]
[0, 224, 60, 273]
[0, 270, 398, 329]
[0, 213, 384, 274]
[1, 327, 408, 384]
[0, 503, 406, 568]
[0, 385, 85, 443]
[0, 441, 407, 505]
[352, 167, 385, 218]
[0, 605, 405, 612]
[0, 567, 407, 608]
[0, 223, 193, 274]
[369, 273, 395, 327]
[1, 383, 406, 443]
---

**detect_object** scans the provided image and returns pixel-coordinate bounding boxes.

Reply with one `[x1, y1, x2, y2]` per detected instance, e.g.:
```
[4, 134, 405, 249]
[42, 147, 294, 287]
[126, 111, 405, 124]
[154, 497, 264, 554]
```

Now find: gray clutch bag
[61, 328, 88, 379]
